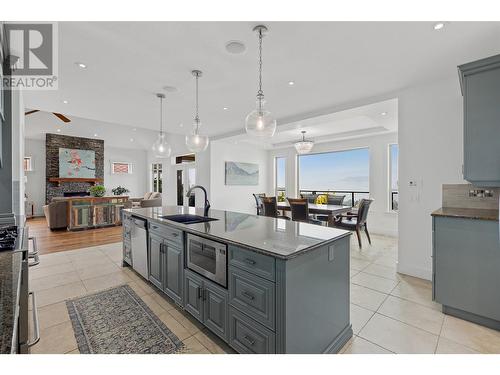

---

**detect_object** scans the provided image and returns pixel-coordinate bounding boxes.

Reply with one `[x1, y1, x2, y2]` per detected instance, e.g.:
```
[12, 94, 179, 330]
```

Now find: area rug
[66, 284, 184, 354]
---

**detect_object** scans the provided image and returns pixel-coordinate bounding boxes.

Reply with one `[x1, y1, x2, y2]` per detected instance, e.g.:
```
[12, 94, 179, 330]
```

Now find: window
[275, 157, 286, 202]
[298, 148, 370, 206]
[389, 144, 399, 211]
[111, 162, 133, 174]
[23, 157, 33, 172]
[152, 163, 163, 193]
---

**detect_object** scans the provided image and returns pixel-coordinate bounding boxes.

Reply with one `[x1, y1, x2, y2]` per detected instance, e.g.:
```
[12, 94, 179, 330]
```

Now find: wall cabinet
[433, 216, 500, 330]
[459, 54, 500, 186]
[184, 269, 229, 341]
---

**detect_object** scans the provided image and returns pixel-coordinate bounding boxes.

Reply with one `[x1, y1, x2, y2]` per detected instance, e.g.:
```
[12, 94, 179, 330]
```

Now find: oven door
[187, 234, 227, 288]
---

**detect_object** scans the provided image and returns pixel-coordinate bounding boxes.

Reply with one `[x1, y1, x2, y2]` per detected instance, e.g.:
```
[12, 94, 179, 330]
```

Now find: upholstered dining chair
[300, 193, 317, 204]
[332, 198, 374, 248]
[316, 194, 346, 223]
[261, 197, 290, 220]
[286, 198, 321, 225]
[253, 193, 266, 215]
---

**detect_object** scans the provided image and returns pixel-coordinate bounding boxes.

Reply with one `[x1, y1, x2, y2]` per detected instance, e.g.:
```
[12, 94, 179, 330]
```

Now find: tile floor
[27, 234, 500, 354]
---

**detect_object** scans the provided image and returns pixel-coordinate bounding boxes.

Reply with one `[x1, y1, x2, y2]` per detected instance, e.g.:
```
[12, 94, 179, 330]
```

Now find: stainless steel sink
[160, 214, 218, 224]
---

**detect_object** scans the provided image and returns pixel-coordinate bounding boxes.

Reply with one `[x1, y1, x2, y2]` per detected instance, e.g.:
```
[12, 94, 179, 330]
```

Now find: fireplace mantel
[48, 177, 104, 187]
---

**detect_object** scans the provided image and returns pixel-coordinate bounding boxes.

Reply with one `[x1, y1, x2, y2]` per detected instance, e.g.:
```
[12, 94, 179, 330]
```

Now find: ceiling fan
[25, 110, 71, 123]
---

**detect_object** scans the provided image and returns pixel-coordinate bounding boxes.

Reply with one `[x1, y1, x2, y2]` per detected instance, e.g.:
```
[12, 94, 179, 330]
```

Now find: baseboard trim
[443, 305, 500, 331]
[323, 324, 353, 354]
[396, 263, 432, 281]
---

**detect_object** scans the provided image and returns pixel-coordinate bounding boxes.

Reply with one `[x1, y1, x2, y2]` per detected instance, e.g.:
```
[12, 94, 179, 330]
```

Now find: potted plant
[112, 186, 130, 196]
[89, 185, 106, 197]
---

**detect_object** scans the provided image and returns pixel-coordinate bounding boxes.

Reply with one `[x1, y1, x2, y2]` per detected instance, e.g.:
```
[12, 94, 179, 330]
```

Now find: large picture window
[389, 144, 399, 211]
[298, 148, 370, 206]
[275, 157, 286, 202]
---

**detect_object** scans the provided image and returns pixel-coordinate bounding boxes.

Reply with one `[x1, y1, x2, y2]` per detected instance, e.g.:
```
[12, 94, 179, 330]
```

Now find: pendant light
[186, 70, 209, 153]
[152, 93, 171, 158]
[245, 25, 276, 137]
[294, 131, 314, 154]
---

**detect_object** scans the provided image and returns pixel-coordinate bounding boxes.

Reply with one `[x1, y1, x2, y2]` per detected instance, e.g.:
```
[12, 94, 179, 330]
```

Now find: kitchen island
[122, 206, 352, 354]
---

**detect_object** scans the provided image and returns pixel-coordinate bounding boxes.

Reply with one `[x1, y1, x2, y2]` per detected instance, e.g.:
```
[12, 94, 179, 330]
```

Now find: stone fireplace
[45, 133, 104, 203]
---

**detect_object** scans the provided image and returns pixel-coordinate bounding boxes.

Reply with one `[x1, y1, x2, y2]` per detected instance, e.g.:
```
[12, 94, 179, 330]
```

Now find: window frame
[23, 156, 33, 172]
[388, 143, 399, 212]
[151, 162, 163, 193]
[274, 156, 286, 202]
[110, 161, 133, 175]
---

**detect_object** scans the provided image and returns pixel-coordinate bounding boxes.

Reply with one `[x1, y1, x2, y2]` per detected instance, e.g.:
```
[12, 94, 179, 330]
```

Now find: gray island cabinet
[122, 206, 353, 353]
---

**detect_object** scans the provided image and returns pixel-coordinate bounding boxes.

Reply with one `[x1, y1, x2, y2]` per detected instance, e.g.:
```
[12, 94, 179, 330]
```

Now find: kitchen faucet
[186, 185, 210, 217]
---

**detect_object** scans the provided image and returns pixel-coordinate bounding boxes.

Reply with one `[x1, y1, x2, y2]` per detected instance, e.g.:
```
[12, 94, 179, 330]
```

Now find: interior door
[175, 165, 196, 207]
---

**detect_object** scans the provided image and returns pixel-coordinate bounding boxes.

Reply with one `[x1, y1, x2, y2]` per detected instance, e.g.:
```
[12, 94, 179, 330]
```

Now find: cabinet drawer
[229, 245, 275, 281]
[229, 307, 275, 354]
[229, 267, 275, 330]
[149, 222, 183, 246]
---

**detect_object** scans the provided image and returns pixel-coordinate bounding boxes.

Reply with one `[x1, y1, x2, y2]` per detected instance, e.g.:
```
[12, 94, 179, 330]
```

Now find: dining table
[277, 201, 352, 226]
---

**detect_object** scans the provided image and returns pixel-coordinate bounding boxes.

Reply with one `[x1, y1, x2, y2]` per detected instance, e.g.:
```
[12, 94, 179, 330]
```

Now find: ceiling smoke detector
[225, 40, 246, 54]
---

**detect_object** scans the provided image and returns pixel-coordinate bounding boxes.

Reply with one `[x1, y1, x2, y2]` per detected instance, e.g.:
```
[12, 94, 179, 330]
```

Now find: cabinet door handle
[203, 288, 207, 301]
[171, 232, 179, 237]
[151, 224, 159, 230]
[243, 335, 255, 346]
[197, 287, 203, 299]
[244, 258, 256, 265]
[242, 291, 255, 301]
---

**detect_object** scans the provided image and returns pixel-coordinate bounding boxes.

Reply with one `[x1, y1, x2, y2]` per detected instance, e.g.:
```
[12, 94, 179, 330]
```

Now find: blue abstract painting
[225, 161, 259, 185]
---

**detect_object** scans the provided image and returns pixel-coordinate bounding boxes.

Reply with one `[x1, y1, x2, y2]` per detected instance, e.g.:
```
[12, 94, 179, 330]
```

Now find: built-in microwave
[186, 234, 227, 288]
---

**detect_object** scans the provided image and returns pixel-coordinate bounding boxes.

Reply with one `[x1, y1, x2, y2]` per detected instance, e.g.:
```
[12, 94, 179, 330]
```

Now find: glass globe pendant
[186, 70, 209, 152]
[152, 93, 171, 158]
[245, 25, 276, 137]
[294, 131, 314, 154]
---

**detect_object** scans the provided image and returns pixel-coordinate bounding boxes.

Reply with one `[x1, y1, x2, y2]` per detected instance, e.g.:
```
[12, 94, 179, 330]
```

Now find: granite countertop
[0, 251, 23, 354]
[126, 206, 351, 259]
[431, 207, 499, 221]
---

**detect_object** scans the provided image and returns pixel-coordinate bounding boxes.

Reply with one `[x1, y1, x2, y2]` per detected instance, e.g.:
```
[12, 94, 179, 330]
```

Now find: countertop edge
[431, 207, 499, 222]
[126, 210, 352, 260]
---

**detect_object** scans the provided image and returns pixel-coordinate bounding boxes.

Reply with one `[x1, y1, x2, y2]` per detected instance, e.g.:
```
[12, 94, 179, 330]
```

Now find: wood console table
[65, 196, 129, 231]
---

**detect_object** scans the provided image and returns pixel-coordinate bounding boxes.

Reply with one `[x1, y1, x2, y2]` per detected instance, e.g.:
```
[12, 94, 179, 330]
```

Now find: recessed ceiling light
[75, 62, 87, 69]
[288, 81, 295, 86]
[62, 100, 68, 104]
[130, 138, 134, 142]
[132, 128, 136, 131]
[163, 85, 178, 93]
[225, 40, 246, 54]
[433, 22, 445, 30]
[56, 129, 61, 132]
[381, 112, 388, 116]
[223, 107, 229, 110]
[179, 123, 184, 127]
[94, 133, 98, 137]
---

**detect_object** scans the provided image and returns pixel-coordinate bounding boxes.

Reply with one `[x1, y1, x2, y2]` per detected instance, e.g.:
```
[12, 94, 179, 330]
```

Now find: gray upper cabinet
[459, 54, 500, 186]
[148, 232, 164, 289]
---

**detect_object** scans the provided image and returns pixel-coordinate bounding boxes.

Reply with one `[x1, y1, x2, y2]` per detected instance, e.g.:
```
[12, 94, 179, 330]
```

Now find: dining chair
[286, 198, 321, 225]
[261, 197, 290, 220]
[300, 193, 317, 204]
[332, 198, 374, 248]
[316, 194, 346, 223]
[253, 193, 266, 215]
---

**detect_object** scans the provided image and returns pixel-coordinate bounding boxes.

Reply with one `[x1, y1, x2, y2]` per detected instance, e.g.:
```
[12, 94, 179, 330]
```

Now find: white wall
[24, 139, 150, 215]
[24, 139, 46, 216]
[267, 132, 398, 237]
[210, 140, 269, 214]
[397, 77, 464, 280]
[104, 146, 148, 198]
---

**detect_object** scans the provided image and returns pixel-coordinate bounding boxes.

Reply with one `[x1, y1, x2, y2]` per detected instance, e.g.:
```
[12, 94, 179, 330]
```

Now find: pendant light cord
[257, 29, 264, 112]
[159, 96, 163, 136]
[195, 73, 200, 132]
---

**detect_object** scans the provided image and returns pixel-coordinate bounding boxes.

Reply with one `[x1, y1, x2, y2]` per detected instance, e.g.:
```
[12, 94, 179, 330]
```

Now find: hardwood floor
[27, 217, 123, 255]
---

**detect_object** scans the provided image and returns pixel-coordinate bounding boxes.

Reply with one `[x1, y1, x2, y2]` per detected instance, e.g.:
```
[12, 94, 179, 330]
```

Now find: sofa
[130, 192, 162, 208]
[43, 199, 68, 230]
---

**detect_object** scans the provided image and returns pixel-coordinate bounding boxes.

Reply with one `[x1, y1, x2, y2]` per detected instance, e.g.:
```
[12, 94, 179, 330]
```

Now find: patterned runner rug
[66, 284, 184, 354]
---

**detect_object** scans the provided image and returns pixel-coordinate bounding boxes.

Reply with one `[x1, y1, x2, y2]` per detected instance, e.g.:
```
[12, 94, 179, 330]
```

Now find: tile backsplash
[442, 184, 499, 210]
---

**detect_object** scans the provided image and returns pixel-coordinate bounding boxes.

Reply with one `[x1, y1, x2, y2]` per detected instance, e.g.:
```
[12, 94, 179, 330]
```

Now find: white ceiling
[23, 21, 500, 140]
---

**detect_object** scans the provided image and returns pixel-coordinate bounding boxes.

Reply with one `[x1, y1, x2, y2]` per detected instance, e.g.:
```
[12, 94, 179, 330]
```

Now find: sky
[277, 146, 399, 193]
